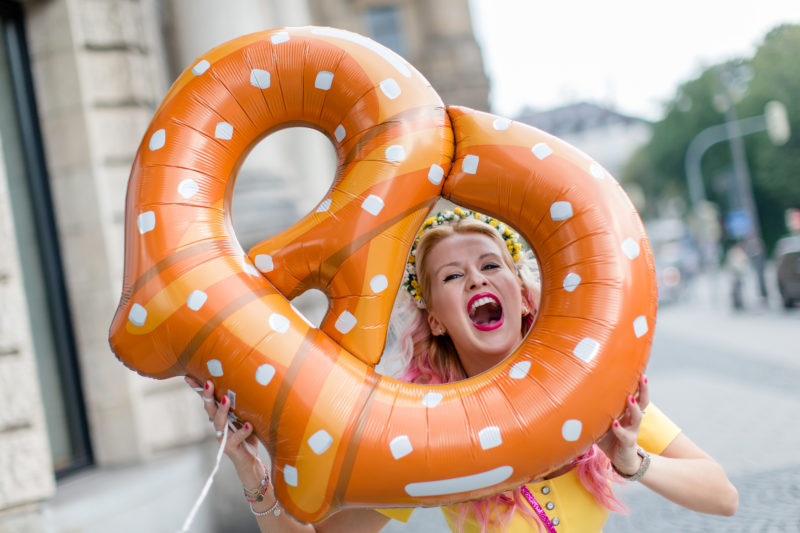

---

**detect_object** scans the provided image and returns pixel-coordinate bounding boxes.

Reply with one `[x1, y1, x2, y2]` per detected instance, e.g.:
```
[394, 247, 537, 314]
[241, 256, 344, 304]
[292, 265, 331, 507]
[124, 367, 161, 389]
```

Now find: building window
[364, 5, 408, 57]
[0, 1, 92, 476]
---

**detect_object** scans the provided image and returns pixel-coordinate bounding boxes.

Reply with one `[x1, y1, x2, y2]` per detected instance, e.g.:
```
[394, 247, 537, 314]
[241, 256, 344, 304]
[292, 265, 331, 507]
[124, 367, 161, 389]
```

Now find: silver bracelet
[250, 498, 281, 517]
[612, 446, 651, 482]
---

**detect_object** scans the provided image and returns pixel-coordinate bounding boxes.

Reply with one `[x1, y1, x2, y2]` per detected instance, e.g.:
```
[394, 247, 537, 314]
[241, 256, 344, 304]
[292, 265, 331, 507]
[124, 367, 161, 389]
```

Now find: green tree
[739, 24, 800, 249]
[623, 24, 800, 253]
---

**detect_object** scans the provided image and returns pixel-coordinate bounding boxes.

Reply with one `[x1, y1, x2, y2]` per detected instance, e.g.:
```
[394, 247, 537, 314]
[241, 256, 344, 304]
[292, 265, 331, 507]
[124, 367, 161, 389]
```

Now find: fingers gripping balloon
[109, 27, 657, 523]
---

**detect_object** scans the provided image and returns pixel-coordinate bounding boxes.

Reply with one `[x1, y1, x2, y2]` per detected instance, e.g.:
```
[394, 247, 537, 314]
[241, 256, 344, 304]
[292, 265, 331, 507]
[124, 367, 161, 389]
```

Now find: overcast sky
[468, 0, 800, 120]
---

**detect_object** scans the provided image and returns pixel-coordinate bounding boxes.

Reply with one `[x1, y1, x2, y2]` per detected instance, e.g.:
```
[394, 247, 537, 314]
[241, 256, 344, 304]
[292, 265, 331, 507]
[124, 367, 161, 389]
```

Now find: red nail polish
[630, 396, 635, 404]
[244, 423, 250, 430]
[221, 396, 227, 405]
[204, 382, 210, 390]
[613, 421, 620, 427]
[644, 376, 648, 384]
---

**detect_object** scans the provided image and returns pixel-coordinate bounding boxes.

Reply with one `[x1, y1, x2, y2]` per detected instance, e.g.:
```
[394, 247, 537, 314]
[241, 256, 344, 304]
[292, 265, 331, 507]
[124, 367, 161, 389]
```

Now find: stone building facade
[0, 0, 488, 531]
[308, 0, 490, 112]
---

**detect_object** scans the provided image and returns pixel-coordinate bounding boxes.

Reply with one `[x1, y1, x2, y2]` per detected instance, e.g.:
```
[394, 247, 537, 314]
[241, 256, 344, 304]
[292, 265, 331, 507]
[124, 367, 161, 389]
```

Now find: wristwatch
[612, 446, 651, 481]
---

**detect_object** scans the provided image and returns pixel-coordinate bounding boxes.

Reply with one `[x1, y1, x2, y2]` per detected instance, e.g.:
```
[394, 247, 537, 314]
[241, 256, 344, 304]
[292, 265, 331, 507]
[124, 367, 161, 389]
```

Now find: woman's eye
[482, 263, 500, 271]
[443, 273, 461, 282]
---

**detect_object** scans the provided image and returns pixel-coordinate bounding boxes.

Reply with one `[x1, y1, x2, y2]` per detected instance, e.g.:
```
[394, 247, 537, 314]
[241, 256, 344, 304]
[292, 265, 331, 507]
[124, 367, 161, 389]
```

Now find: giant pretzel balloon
[109, 27, 657, 522]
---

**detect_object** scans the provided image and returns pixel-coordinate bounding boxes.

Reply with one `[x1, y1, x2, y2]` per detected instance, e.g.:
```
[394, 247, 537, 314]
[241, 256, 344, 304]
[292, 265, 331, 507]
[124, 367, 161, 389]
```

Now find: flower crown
[403, 208, 524, 308]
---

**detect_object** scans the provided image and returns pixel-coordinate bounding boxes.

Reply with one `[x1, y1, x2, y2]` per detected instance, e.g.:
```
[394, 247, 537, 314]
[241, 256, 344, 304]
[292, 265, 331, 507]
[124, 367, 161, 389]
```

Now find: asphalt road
[606, 281, 800, 532]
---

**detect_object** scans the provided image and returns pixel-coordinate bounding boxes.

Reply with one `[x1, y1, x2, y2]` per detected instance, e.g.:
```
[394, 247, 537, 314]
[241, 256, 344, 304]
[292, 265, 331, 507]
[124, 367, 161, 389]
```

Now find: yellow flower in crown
[403, 209, 525, 308]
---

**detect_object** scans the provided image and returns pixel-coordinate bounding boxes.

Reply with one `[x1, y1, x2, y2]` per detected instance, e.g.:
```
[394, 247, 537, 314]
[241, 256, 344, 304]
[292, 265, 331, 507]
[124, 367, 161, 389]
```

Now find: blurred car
[775, 235, 800, 308]
[645, 218, 700, 304]
[653, 242, 685, 304]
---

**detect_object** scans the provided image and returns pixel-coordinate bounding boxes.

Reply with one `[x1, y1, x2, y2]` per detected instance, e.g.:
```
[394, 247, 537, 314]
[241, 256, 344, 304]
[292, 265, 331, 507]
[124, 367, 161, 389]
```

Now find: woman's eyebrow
[433, 252, 501, 276]
[433, 260, 461, 277]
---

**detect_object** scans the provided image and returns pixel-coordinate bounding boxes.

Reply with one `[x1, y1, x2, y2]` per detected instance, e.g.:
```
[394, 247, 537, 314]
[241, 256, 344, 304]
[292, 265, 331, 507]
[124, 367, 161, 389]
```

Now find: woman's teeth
[469, 297, 503, 325]
[470, 296, 496, 315]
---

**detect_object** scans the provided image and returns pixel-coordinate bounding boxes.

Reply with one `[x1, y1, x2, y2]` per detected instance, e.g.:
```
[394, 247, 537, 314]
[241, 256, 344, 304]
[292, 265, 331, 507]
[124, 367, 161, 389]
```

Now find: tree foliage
[622, 24, 800, 252]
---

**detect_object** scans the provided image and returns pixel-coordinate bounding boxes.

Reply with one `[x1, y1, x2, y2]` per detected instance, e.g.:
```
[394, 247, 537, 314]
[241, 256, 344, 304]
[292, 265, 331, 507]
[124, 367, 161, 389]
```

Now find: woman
[186, 209, 738, 532]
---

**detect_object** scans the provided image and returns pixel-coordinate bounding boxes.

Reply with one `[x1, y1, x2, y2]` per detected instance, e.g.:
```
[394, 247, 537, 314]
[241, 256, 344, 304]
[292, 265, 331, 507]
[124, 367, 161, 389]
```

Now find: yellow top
[377, 403, 680, 532]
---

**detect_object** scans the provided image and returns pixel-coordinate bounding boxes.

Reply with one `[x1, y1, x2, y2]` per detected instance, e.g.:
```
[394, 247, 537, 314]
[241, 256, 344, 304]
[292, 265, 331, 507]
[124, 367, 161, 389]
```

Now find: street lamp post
[684, 100, 789, 302]
[684, 114, 774, 212]
[722, 103, 768, 301]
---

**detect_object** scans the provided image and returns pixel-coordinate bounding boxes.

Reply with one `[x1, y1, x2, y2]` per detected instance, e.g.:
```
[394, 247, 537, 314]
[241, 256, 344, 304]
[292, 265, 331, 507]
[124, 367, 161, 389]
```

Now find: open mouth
[467, 293, 504, 331]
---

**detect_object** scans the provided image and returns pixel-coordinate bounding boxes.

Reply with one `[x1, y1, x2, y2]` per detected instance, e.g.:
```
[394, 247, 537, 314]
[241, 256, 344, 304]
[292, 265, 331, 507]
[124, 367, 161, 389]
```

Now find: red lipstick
[467, 293, 505, 331]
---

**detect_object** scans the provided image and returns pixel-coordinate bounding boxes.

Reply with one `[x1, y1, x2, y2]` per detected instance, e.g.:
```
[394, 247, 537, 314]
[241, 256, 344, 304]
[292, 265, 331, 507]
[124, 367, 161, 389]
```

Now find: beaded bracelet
[250, 498, 281, 517]
[242, 464, 270, 503]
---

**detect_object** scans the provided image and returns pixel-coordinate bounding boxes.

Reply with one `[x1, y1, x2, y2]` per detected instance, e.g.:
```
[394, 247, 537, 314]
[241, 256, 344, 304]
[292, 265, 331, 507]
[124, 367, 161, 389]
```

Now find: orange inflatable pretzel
[109, 27, 657, 522]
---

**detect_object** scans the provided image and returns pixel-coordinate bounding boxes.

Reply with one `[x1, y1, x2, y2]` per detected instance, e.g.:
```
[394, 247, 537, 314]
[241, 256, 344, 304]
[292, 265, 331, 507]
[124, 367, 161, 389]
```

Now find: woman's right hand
[184, 376, 267, 490]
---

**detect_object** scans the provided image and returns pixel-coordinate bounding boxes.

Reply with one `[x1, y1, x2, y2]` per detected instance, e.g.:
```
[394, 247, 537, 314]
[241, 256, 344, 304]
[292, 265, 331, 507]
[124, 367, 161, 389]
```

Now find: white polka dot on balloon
[428, 164, 444, 185]
[492, 118, 511, 130]
[380, 78, 401, 99]
[283, 465, 298, 487]
[149, 129, 165, 151]
[250, 69, 270, 89]
[192, 60, 210, 76]
[242, 257, 259, 276]
[177, 179, 199, 199]
[462, 154, 479, 174]
[361, 195, 384, 216]
[255, 254, 273, 273]
[207, 359, 223, 377]
[561, 419, 582, 441]
[215, 122, 233, 140]
[335, 311, 357, 334]
[137, 211, 156, 234]
[255, 364, 276, 386]
[622, 238, 640, 259]
[334, 125, 346, 142]
[563, 273, 581, 292]
[573, 338, 599, 362]
[633, 315, 649, 338]
[550, 201, 573, 221]
[478, 426, 502, 450]
[421, 392, 442, 408]
[269, 313, 290, 334]
[314, 71, 334, 90]
[128, 303, 147, 327]
[385, 145, 406, 162]
[532, 143, 553, 160]
[589, 163, 606, 179]
[370, 275, 388, 294]
[186, 290, 207, 311]
[308, 430, 333, 455]
[316, 198, 332, 213]
[509, 360, 531, 379]
[390, 435, 413, 459]
[270, 32, 290, 44]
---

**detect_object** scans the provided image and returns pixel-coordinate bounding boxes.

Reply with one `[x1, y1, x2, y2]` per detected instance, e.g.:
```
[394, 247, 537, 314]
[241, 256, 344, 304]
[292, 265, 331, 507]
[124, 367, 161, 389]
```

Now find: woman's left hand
[184, 376, 266, 489]
[596, 374, 649, 475]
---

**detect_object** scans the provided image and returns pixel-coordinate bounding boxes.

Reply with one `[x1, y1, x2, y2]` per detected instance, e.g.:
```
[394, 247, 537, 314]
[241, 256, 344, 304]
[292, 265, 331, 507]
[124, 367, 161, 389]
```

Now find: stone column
[0, 140, 55, 509]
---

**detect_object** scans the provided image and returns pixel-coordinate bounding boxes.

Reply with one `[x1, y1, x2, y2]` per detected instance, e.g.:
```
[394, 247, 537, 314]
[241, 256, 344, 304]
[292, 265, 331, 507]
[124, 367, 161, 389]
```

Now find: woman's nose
[467, 268, 488, 290]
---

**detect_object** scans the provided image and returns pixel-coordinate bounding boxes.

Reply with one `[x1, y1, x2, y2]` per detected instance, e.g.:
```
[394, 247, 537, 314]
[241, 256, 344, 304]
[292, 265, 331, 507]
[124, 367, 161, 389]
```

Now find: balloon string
[179, 422, 230, 532]
[520, 485, 558, 533]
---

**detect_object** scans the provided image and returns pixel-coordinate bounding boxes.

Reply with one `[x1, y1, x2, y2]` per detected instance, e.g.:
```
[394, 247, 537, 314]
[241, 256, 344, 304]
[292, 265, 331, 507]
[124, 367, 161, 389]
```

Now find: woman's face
[424, 232, 526, 377]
